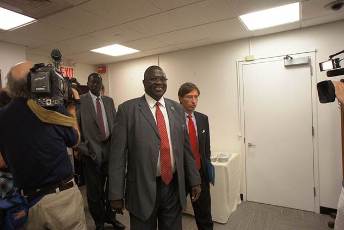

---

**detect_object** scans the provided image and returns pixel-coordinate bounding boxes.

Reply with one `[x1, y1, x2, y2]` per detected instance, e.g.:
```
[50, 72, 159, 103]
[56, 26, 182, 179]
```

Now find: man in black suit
[178, 82, 214, 230]
[77, 73, 124, 230]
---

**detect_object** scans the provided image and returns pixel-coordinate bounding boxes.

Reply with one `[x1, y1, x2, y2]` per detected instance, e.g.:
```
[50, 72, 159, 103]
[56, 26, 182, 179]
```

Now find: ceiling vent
[325, 0, 344, 11]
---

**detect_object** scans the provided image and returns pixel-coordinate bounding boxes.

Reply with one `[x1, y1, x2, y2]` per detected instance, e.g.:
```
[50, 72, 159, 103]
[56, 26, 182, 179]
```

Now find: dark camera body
[28, 63, 73, 107]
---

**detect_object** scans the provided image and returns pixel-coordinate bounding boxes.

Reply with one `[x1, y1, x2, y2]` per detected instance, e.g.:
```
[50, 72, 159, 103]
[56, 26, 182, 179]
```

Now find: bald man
[0, 61, 86, 230]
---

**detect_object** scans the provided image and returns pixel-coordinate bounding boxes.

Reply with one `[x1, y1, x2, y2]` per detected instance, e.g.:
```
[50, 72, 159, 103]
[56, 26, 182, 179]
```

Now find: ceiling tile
[148, 0, 204, 10]
[126, 18, 249, 51]
[0, 21, 75, 47]
[88, 24, 143, 45]
[302, 12, 344, 27]
[128, 0, 237, 37]
[42, 7, 110, 35]
[79, 0, 160, 24]
[302, 0, 344, 20]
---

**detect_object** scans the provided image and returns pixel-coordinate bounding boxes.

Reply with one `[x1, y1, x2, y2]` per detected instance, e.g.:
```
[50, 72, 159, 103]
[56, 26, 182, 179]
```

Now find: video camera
[27, 49, 77, 107]
[317, 50, 344, 103]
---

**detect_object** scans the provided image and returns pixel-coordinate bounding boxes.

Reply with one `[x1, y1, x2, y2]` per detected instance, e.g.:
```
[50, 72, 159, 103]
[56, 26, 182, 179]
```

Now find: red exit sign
[60, 66, 74, 78]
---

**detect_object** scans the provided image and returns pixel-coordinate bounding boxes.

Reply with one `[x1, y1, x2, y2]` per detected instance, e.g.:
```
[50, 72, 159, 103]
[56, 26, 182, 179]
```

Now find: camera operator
[0, 61, 86, 229]
[332, 81, 344, 230]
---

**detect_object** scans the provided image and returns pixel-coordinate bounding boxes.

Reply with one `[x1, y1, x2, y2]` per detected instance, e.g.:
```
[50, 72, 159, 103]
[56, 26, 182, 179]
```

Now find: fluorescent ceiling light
[91, 44, 139, 56]
[239, 2, 300, 31]
[0, 7, 36, 30]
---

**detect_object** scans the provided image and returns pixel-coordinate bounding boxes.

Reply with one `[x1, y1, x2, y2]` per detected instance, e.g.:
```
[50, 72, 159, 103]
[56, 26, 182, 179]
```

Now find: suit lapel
[85, 93, 98, 127]
[138, 96, 159, 137]
[194, 112, 206, 161]
[165, 99, 176, 140]
[194, 112, 203, 140]
[194, 111, 207, 169]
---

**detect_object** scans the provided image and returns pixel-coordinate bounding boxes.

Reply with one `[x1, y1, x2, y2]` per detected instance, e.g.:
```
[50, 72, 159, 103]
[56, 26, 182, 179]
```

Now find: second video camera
[317, 50, 344, 103]
[27, 49, 75, 107]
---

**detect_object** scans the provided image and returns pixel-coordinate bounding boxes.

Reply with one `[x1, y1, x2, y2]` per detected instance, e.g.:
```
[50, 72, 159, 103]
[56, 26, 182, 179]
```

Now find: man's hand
[73, 149, 80, 159]
[191, 184, 201, 202]
[334, 81, 344, 104]
[110, 199, 124, 214]
[71, 88, 80, 100]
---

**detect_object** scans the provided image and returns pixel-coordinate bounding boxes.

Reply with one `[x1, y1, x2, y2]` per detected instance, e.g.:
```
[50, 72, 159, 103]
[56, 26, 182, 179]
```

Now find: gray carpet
[80, 186, 332, 230]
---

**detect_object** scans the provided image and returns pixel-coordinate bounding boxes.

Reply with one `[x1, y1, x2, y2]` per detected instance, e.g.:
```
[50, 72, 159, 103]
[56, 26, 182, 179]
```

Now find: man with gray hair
[0, 61, 86, 229]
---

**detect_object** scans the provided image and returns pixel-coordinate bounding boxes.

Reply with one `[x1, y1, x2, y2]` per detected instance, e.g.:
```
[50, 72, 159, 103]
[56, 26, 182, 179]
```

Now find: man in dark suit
[178, 82, 214, 230]
[109, 65, 201, 230]
[77, 73, 124, 230]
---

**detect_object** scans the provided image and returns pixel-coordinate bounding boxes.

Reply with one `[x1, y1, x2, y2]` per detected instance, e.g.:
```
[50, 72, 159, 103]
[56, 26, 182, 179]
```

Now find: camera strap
[27, 99, 76, 127]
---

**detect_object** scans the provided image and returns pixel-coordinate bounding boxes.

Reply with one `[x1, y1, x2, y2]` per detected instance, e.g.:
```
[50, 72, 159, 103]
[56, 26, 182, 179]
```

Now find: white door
[243, 57, 315, 211]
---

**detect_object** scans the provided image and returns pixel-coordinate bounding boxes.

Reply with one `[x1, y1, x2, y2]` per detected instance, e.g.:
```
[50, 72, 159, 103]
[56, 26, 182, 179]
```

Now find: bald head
[7, 61, 33, 98]
[9, 61, 33, 81]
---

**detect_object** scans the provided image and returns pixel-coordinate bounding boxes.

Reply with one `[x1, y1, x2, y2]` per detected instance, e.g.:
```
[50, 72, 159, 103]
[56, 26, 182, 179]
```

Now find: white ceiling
[0, 0, 343, 64]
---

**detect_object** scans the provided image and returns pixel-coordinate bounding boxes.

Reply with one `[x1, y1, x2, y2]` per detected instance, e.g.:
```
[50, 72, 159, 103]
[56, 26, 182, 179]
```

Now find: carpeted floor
[80, 186, 332, 230]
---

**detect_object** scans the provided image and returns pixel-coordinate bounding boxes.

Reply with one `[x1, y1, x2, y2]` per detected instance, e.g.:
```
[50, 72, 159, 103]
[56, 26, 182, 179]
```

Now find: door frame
[236, 50, 320, 213]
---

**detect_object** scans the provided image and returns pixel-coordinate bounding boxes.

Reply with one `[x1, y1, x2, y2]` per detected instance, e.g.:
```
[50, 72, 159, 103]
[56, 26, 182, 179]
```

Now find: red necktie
[96, 97, 106, 140]
[156, 102, 172, 185]
[188, 114, 201, 170]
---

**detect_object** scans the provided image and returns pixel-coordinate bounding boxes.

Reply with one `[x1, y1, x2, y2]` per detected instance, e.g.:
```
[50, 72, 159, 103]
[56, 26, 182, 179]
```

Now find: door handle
[248, 142, 256, 147]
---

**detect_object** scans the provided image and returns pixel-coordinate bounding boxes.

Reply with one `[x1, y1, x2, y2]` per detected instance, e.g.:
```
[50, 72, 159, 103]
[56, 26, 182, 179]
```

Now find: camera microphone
[327, 67, 344, 77]
[51, 49, 62, 62]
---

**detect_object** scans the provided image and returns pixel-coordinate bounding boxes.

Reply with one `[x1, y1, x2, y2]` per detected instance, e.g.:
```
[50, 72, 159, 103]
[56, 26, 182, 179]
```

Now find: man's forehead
[151, 68, 165, 77]
[89, 75, 102, 82]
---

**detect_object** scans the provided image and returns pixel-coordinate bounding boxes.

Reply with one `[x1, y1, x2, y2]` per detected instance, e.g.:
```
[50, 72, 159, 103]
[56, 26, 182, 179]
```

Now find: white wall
[0, 41, 26, 87]
[108, 20, 344, 209]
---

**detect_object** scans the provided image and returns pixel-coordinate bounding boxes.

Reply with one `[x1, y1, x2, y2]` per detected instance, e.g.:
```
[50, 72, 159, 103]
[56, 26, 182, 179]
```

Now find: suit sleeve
[205, 116, 211, 161]
[108, 103, 127, 200]
[76, 99, 89, 156]
[183, 121, 201, 187]
[111, 98, 117, 122]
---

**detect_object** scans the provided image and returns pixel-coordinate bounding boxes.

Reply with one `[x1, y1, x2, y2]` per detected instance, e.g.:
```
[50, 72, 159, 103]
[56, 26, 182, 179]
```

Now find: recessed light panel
[0, 7, 36, 30]
[91, 44, 139, 56]
[239, 2, 300, 31]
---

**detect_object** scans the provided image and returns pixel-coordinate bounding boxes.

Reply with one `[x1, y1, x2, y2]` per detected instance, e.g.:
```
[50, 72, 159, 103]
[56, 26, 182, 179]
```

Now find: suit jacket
[77, 92, 116, 163]
[108, 96, 201, 221]
[194, 111, 213, 184]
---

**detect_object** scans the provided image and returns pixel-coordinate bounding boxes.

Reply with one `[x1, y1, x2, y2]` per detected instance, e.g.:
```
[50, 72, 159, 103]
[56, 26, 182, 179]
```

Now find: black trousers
[191, 169, 213, 230]
[130, 175, 182, 230]
[82, 155, 116, 227]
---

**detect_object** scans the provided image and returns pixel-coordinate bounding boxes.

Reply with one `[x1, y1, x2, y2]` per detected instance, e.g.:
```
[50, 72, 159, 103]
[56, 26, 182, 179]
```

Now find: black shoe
[106, 220, 125, 229]
[328, 220, 335, 229]
[96, 225, 105, 230]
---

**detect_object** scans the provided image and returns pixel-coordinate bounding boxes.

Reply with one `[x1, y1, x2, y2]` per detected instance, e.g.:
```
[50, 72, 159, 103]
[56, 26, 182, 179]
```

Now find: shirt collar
[145, 93, 165, 109]
[185, 112, 195, 119]
[89, 91, 101, 100]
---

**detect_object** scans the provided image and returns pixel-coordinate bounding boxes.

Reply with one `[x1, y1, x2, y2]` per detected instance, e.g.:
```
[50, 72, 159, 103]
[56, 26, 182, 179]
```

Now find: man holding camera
[333, 81, 344, 230]
[0, 61, 86, 229]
